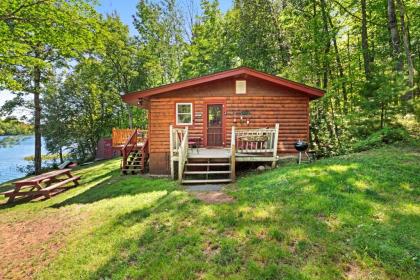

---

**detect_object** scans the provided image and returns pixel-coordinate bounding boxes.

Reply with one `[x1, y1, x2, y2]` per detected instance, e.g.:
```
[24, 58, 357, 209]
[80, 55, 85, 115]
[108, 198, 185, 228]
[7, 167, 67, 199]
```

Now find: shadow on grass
[229, 156, 419, 278]
[87, 191, 313, 280]
[0, 169, 118, 210]
[37, 147, 420, 279]
[86, 151, 418, 279]
[53, 175, 177, 207]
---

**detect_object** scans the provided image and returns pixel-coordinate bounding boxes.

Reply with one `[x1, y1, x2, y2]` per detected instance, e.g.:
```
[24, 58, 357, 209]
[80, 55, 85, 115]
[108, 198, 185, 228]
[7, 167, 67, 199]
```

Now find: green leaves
[0, 0, 101, 90]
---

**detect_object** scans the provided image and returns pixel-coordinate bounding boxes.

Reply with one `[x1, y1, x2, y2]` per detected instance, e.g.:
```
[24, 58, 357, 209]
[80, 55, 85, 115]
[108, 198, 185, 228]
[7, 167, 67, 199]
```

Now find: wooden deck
[188, 148, 230, 159]
[170, 125, 280, 183]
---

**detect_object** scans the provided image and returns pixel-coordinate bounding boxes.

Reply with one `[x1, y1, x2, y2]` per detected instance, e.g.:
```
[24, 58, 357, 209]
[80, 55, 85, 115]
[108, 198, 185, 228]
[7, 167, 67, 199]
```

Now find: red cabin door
[206, 104, 224, 146]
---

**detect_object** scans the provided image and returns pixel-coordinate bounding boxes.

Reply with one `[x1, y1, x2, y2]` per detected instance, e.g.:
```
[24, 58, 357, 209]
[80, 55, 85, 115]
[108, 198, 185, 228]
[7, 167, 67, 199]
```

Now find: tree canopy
[1, 0, 418, 167]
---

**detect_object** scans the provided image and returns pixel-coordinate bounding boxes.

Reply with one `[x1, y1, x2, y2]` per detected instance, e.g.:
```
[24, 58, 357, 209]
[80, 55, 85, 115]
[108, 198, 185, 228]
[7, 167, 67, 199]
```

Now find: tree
[101, 14, 140, 128]
[0, 0, 101, 173]
[181, 0, 234, 78]
[133, 0, 185, 87]
[387, 0, 402, 71]
[232, 0, 288, 74]
[360, 0, 372, 79]
[43, 59, 122, 161]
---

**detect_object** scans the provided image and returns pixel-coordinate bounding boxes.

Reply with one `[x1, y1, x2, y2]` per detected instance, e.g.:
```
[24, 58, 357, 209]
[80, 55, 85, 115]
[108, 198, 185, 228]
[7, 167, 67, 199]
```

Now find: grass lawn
[0, 145, 419, 279]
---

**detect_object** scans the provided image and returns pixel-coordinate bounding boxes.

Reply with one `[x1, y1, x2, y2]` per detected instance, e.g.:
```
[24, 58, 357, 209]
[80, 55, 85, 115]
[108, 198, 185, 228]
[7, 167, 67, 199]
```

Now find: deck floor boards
[187, 148, 231, 159]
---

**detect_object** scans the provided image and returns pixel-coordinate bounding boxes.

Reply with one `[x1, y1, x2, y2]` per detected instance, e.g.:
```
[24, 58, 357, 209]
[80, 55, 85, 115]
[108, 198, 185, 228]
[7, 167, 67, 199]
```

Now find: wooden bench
[41, 176, 80, 198]
[2, 169, 81, 203]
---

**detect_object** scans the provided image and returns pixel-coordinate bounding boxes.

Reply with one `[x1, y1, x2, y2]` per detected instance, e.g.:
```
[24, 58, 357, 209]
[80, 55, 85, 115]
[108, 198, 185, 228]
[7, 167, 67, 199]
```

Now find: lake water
[0, 135, 47, 184]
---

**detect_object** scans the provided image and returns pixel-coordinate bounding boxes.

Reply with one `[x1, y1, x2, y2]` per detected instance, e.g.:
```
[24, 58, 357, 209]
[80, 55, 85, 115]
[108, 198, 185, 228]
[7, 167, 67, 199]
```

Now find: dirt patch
[0, 210, 87, 279]
[343, 262, 370, 280]
[203, 241, 220, 257]
[193, 191, 235, 204]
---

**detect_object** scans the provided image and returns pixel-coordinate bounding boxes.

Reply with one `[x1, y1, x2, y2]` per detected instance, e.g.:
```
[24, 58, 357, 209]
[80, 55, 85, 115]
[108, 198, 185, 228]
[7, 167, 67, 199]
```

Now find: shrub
[352, 127, 411, 152]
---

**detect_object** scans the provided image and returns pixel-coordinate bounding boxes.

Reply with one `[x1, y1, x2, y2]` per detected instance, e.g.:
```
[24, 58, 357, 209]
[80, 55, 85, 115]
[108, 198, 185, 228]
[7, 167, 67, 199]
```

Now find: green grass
[0, 145, 419, 279]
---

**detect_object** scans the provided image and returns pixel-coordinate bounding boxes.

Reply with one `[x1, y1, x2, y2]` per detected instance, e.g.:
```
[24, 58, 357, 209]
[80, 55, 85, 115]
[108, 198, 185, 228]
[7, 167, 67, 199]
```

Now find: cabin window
[236, 80, 246, 94]
[176, 103, 193, 125]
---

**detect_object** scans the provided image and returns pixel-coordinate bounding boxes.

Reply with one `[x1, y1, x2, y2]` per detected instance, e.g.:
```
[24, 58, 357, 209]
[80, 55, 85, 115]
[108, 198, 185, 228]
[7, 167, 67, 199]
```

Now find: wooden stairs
[120, 129, 149, 175]
[181, 157, 233, 184]
[121, 149, 147, 174]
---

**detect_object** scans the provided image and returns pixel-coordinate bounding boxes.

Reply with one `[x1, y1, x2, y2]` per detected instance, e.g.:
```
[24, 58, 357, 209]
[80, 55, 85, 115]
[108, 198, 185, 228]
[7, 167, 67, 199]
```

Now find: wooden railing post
[177, 126, 188, 183]
[230, 126, 236, 181]
[272, 123, 279, 168]
[169, 125, 174, 179]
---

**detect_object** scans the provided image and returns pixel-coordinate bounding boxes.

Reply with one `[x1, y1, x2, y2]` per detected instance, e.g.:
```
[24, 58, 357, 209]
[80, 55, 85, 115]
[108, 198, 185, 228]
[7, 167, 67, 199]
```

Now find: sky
[1, 0, 234, 118]
[96, 0, 233, 35]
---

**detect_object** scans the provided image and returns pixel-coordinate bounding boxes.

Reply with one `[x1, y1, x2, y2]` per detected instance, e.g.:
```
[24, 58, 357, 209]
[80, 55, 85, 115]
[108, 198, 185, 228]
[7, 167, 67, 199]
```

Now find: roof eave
[122, 67, 325, 104]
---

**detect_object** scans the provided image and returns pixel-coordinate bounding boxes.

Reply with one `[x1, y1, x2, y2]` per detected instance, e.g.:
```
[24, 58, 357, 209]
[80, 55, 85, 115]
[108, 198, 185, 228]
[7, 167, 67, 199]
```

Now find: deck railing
[177, 127, 189, 182]
[112, 128, 136, 147]
[170, 126, 188, 156]
[230, 126, 236, 180]
[169, 125, 189, 180]
[234, 123, 279, 154]
[112, 128, 148, 147]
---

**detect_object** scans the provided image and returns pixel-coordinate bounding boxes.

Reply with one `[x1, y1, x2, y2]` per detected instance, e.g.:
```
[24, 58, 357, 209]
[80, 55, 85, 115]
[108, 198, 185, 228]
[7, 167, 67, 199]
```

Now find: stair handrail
[231, 126, 236, 180]
[122, 128, 138, 169]
[177, 126, 189, 182]
[140, 138, 149, 172]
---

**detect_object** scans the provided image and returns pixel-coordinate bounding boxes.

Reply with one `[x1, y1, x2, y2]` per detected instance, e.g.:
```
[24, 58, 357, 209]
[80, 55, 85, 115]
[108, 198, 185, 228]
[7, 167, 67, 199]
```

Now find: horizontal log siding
[149, 78, 309, 154]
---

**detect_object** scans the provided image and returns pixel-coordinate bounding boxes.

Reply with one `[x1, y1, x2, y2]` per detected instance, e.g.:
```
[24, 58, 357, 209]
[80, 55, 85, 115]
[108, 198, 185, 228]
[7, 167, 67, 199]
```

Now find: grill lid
[294, 140, 308, 151]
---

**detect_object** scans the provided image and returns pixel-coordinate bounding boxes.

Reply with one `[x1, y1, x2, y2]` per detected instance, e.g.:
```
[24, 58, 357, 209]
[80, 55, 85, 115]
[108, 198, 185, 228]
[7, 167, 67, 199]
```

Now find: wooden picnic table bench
[2, 169, 80, 203]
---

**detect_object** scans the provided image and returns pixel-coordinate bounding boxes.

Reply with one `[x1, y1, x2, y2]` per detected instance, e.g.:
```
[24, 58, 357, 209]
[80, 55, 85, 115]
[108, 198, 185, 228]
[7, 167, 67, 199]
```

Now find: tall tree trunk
[320, 0, 330, 89]
[122, 78, 134, 128]
[387, 0, 403, 71]
[312, 2, 321, 88]
[33, 65, 42, 174]
[59, 146, 63, 164]
[396, 0, 416, 98]
[380, 102, 385, 128]
[361, 0, 371, 79]
[126, 104, 133, 128]
[328, 14, 348, 110]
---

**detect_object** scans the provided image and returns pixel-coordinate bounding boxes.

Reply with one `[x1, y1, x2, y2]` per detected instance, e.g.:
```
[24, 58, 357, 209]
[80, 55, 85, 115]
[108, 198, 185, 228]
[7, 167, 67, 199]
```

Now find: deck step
[186, 163, 230, 166]
[181, 179, 232, 184]
[184, 170, 231, 175]
[122, 169, 142, 172]
[128, 160, 143, 163]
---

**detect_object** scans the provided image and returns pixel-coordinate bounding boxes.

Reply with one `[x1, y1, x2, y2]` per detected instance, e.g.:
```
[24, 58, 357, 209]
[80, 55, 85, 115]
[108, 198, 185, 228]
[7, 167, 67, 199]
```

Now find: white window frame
[176, 103, 193, 125]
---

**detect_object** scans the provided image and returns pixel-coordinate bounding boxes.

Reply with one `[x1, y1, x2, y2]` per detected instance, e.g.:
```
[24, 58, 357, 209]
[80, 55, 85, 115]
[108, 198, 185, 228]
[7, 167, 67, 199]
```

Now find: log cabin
[119, 67, 324, 184]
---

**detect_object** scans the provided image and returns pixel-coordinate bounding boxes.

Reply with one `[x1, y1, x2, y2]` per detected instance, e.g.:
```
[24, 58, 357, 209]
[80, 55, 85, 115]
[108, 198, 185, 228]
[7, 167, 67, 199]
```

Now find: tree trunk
[328, 14, 347, 110]
[396, 0, 416, 98]
[380, 102, 385, 128]
[320, 0, 330, 89]
[33, 66, 42, 174]
[387, 0, 403, 71]
[361, 0, 371, 79]
[126, 103, 133, 128]
[59, 147, 64, 164]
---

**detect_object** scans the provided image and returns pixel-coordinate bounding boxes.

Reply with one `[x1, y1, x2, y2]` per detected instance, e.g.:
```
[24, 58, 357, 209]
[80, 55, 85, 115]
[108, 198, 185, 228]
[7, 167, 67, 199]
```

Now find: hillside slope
[0, 145, 419, 279]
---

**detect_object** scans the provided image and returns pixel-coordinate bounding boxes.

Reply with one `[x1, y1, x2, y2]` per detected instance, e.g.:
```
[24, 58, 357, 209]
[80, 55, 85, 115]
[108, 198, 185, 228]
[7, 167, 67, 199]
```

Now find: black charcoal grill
[294, 140, 311, 164]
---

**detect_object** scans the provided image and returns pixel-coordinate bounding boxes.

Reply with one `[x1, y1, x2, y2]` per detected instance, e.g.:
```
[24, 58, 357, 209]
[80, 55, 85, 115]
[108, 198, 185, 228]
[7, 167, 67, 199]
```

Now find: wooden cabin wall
[148, 77, 310, 174]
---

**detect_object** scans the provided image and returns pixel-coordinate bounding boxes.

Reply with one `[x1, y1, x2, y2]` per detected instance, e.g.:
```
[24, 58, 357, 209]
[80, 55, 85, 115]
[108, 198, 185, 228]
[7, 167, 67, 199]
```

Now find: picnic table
[2, 169, 80, 203]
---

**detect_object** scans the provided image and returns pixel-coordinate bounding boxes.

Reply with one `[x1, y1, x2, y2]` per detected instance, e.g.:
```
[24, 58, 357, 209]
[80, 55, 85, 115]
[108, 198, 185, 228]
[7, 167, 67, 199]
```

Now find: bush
[352, 127, 411, 152]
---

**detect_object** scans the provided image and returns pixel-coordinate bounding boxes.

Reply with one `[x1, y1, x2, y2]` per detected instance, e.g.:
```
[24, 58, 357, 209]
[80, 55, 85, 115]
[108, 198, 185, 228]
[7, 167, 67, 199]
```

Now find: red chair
[188, 137, 202, 153]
